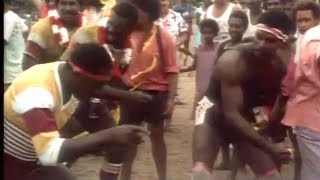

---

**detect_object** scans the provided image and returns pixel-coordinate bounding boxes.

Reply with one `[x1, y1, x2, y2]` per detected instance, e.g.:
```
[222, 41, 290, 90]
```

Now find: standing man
[204, 0, 240, 43]
[159, 0, 189, 123]
[4, 0, 29, 91]
[119, 0, 179, 179]
[192, 10, 295, 180]
[23, 0, 84, 70]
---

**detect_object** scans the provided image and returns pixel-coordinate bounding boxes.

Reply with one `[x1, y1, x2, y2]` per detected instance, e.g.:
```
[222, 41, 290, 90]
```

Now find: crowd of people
[3, 0, 320, 180]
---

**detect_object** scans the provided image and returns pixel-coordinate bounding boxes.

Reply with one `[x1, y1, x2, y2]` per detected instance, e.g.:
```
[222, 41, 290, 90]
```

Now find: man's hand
[163, 98, 175, 119]
[129, 91, 152, 103]
[268, 143, 292, 163]
[108, 125, 150, 147]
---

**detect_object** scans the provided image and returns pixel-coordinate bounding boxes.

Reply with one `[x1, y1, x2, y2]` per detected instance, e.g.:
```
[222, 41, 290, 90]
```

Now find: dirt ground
[71, 71, 295, 180]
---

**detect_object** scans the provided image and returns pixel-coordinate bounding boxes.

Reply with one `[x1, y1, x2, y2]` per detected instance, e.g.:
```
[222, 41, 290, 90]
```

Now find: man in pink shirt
[119, 0, 179, 180]
[281, 23, 320, 180]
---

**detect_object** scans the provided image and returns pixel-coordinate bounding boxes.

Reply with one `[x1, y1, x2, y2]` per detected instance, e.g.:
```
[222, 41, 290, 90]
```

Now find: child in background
[180, 19, 219, 118]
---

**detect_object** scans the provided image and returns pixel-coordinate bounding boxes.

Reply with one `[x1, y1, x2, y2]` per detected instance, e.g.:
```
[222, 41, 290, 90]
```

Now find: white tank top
[205, 3, 236, 43]
[244, 9, 265, 38]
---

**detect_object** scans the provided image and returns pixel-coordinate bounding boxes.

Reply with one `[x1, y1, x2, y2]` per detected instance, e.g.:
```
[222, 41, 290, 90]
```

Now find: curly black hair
[258, 10, 296, 35]
[69, 43, 112, 75]
[128, 0, 161, 21]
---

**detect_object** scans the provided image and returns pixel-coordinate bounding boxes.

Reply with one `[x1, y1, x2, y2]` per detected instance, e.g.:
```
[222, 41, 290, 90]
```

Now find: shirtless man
[192, 10, 295, 180]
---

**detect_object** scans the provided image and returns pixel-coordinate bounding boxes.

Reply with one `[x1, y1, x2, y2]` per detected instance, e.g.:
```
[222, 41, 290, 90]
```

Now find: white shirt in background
[4, 10, 28, 84]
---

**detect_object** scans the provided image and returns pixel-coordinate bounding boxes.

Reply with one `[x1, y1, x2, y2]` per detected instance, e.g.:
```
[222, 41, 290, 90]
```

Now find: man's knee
[148, 123, 165, 141]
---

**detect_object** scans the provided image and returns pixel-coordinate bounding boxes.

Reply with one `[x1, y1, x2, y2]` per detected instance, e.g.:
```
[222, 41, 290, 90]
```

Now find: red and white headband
[256, 23, 288, 42]
[68, 61, 110, 81]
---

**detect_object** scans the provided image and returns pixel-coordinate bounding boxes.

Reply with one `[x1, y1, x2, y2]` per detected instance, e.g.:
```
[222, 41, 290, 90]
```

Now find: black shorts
[119, 88, 168, 125]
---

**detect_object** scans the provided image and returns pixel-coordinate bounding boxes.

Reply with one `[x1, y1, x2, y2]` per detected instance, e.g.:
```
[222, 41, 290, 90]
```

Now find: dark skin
[266, 0, 283, 11]
[22, 0, 82, 71]
[213, 16, 248, 171]
[196, 0, 213, 25]
[192, 31, 293, 179]
[245, 0, 263, 25]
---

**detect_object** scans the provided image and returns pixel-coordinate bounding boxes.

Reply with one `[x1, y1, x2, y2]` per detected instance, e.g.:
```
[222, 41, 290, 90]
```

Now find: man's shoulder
[215, 48, 246, 81]
[30, 17, 51, 33]
[303, 25, 320, 43]
[72, 25, 100, 44]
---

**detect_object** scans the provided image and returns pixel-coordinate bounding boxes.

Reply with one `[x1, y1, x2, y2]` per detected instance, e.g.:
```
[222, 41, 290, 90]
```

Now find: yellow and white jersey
[4, 62, 78, 165]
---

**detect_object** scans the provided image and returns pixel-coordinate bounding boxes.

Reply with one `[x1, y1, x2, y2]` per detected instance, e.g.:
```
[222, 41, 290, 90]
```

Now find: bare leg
[148, 122, 167, 180]
[237, 142, 282, 180]
[228, 147, 241, 180]
[120, 146, 137, 180]
[192, 123, 221, 180]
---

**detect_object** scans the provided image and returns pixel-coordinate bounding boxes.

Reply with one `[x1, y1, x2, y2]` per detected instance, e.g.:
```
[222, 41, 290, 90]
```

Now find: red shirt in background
[40, 3, 49, 18]
[122, 25, 179, 91]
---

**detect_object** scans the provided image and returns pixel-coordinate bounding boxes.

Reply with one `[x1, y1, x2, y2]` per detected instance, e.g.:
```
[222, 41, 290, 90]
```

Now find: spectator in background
[4, 0, 29, 91]
[159, 0, 189, 49]
[204, 0, 240, 43]
[244, 0, 264, 38]
[39, 0, 57, 18]
[159, 0, 189, 119]
[265, 0, 283, 11]
[22, 0, 84, 70]
[82, 0, 103, 25]
[180, 19, 219, 120]
[282, 0, 295, 18]
[194, 0, 213, 49]
[173, 0, 195, 65]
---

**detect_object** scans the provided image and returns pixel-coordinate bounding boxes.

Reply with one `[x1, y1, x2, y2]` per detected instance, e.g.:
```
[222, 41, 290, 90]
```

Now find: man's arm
[23, 108, 147, 165]
[22, 22, 47, 70]
[180, 56, 196, 73]
[218, 51, 276, 154]
[94, 85, 152, 103]
[176, 32, 189, 47]
[22, 42, 44, 70]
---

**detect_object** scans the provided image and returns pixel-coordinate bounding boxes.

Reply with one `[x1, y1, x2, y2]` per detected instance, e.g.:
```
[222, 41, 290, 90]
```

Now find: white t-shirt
[4, 11, 28, 84]
[204, 3, 236, 43]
